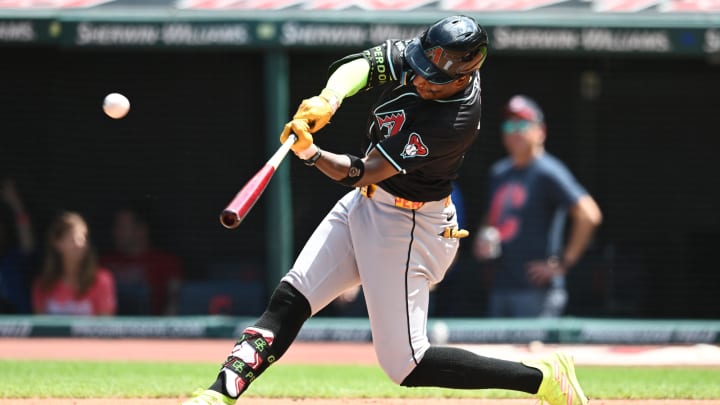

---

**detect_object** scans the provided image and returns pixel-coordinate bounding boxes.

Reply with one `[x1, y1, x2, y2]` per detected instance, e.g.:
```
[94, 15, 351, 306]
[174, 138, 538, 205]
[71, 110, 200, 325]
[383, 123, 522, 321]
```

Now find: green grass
[0, 360, 718, 399]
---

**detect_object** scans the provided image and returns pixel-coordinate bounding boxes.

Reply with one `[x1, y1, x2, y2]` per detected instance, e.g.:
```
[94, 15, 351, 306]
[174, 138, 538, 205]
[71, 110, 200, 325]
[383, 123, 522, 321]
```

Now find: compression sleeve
[321, 58, 370, 103]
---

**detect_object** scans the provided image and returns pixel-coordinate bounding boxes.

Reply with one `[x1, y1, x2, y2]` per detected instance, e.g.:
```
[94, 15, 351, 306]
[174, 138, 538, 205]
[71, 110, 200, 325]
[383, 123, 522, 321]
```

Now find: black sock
[401, 346, 542, 393]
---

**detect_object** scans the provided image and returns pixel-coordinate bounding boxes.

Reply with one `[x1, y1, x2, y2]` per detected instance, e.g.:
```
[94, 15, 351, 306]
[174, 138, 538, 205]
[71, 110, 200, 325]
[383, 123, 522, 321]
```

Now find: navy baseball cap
[504, 95, 544, 123]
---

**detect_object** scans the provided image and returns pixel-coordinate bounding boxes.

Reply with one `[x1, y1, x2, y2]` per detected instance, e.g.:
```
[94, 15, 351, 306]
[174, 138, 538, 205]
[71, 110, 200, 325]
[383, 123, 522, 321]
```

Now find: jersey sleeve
[545, 159, 588, 207]
[328, 39, 409, 93]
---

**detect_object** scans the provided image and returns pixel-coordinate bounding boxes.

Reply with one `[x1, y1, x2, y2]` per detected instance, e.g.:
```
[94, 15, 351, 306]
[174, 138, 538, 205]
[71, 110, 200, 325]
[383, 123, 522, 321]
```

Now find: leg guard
[253, 281, 311, 358]
[211, 282, 311, 399]
[217, 327, 276, 398]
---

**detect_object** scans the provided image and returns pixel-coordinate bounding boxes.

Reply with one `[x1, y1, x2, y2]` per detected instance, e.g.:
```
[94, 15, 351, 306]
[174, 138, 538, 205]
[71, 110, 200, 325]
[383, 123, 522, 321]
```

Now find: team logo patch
[375, 110, 406, 138]
[425, 46, 444, 64]
[401, 133, 429, 159]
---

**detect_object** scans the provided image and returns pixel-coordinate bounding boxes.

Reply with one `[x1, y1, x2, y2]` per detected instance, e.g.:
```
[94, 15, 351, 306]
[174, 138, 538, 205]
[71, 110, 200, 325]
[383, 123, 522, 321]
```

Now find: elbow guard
[337, 154, 365, 187]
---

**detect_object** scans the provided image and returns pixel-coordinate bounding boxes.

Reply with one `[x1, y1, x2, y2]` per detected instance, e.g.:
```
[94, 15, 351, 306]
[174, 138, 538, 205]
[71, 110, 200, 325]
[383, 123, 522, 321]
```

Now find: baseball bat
[220, 134, 297, 229]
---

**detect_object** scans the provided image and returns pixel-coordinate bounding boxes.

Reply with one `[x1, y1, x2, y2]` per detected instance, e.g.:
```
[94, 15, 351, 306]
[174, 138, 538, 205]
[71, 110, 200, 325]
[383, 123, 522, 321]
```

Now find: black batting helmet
[405, 15, 488, 84]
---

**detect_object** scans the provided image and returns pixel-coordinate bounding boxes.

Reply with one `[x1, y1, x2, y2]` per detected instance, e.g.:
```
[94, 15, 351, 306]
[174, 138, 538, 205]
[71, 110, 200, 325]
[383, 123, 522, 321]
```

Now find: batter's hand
[280, 118, 314, 153]
[292, 92, 337, 133]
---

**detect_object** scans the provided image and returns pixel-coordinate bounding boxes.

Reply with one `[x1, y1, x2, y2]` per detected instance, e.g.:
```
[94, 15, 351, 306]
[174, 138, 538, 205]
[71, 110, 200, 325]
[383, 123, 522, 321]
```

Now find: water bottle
[477, 226, 501, 259]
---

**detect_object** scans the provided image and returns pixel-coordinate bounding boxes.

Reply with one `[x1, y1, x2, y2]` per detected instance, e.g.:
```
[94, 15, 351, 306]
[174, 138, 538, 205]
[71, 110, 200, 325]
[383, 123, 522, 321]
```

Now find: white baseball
[103, 92, 130, 119]
[430, 320, 450, 344]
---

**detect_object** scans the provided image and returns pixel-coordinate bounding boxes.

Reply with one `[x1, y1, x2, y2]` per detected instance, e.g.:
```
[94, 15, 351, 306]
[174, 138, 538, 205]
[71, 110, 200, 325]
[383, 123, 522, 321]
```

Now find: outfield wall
[0, 315, 718, 345]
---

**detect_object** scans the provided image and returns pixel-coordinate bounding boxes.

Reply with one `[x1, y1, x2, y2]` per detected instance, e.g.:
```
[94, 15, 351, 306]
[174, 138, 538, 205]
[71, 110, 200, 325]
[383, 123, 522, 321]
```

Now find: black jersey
[331, 40, 482, 202]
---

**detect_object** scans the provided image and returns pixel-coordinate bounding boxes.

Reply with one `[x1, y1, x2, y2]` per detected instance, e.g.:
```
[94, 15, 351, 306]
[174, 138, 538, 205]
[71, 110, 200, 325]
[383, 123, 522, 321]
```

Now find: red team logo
[375, 111, 406, 137]
[425, 46, 444, 64]
[488, 182, 527, 242]
[375, 111, 428, 159]
[401, 133, 429, 159]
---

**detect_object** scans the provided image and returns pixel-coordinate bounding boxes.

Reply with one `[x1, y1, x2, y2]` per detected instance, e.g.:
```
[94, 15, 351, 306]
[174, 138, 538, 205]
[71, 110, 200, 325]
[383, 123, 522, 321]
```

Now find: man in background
[101, 206, 183, 315]
[474, 95, 602, 317]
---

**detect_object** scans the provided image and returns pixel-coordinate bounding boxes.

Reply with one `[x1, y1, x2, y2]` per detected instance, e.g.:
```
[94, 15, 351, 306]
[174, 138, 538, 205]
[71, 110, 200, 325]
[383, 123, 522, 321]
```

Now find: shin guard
[217, 326, 276, 398]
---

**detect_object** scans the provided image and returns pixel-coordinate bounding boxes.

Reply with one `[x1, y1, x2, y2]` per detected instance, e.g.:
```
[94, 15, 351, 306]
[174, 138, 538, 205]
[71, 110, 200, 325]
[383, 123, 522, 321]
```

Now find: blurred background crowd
[1, 2, 718, 320]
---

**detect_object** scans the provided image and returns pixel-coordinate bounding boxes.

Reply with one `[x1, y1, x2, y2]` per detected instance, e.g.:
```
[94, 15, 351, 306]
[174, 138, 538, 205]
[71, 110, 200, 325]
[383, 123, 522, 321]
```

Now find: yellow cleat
[523, 352, 589, 405]
[181, 389, 234, 405]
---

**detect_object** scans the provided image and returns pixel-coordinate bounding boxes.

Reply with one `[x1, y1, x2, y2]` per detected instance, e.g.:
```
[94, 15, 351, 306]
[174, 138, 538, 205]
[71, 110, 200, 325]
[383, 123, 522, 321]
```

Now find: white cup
[476, 226, 501, 260]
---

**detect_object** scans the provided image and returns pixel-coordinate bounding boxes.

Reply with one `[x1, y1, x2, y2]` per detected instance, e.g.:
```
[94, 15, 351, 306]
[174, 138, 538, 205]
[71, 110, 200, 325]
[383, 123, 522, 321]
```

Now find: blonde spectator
[32, 211, 116, 315]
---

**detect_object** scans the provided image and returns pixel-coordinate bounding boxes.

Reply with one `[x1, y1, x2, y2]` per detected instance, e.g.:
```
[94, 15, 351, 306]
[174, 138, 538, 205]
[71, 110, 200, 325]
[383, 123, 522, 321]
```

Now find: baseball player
[183, 15, 588, 405]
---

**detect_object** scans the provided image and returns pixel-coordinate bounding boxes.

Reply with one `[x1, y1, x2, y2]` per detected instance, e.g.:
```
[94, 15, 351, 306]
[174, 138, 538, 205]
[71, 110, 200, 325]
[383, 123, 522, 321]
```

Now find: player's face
[501, 119, 544, 157]
[412, 74, 466, 100]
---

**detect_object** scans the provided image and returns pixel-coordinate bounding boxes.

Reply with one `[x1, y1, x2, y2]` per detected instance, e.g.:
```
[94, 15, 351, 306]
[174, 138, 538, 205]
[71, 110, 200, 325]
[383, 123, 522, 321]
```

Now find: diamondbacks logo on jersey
[375, 110, 405, 138]
[401, 133, 429, 159]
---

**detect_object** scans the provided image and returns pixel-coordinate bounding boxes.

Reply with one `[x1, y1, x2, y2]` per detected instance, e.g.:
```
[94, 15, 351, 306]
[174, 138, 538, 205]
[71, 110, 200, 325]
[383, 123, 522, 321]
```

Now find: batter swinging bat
[220, 134, 297, 229]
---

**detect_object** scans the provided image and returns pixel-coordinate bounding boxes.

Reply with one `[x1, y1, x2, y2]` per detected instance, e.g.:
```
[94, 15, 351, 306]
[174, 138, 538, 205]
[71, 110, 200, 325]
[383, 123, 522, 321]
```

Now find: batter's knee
[375, 343, 430, 385]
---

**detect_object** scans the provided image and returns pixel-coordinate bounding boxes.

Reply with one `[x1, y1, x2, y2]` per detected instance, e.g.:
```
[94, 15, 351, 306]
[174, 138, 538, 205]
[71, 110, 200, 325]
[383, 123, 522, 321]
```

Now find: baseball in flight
[103, 92, 130, 119]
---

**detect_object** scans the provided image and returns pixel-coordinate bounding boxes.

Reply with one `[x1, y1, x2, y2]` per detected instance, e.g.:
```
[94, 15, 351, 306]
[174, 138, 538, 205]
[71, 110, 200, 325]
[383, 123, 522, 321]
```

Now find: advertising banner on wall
[1, 0, 719, 56]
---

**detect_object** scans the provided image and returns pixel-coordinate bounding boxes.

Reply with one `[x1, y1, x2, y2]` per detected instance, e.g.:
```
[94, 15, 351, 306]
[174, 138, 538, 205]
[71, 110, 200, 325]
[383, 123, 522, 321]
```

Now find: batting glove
[292, 89, 341, 133]
[280, 118, 314, 153]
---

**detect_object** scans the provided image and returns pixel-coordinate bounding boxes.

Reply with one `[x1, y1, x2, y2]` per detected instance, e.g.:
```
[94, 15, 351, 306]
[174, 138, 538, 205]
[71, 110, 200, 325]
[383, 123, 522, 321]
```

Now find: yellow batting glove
[280, 119, 314, 153]
[442, 227, 470, 239]
[292, 89, 341, 133]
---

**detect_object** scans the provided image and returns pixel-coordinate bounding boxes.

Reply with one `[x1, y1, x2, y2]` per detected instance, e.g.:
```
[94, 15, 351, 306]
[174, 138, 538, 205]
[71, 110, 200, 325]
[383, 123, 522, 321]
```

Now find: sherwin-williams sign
[0, 0, 719, 55]
[2, 0, 720, 12]
[3, 19, 713, 58]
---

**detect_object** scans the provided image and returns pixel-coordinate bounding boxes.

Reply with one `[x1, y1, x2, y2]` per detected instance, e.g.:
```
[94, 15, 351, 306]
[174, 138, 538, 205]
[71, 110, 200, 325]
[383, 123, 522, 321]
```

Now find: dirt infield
[2, 338, 719, 405]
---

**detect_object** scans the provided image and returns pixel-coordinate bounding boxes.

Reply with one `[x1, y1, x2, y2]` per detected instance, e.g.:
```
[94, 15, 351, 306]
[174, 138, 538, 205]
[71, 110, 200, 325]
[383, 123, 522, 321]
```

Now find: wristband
[319, 88, 341, 113]
[296, 144, 318, 160]
[337, 154, 364, 186]
[303, 148, 323, 167]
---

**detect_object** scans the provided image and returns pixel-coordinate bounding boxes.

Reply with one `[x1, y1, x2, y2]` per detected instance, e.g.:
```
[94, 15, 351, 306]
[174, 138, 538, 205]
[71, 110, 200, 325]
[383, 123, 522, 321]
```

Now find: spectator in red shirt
[100, 206, 183, 315]
[32, 211, 116, 316]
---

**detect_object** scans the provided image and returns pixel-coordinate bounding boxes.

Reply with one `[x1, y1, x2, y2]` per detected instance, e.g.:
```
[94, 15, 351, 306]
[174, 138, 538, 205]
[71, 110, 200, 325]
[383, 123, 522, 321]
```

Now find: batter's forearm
[323, 58, 370, 102]
[315, 150, 353, 182]
[308, 147, 397, 188]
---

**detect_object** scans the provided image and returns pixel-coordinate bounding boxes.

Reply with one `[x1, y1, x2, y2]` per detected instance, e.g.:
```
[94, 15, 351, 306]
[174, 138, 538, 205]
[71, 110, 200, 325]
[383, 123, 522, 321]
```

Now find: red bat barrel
[220, 164, 275, 229]
[219, 134, 297, 229]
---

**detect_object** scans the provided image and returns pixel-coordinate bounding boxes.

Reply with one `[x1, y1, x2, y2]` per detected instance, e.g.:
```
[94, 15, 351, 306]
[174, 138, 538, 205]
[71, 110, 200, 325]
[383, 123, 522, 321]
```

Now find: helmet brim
[405, 37, 456, 85]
